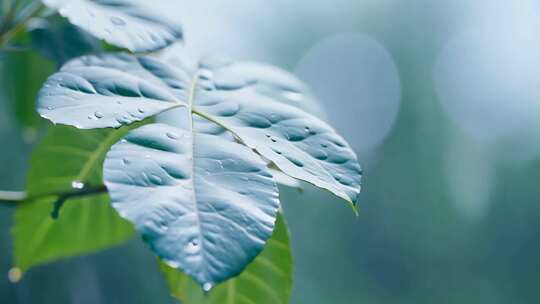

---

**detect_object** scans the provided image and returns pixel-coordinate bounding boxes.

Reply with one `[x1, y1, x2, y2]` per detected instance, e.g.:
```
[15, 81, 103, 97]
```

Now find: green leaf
[160, 213, 293, 304]
[28, 15, 102, 66]
[38, 53, 362, 206]
[103, 123, 280, 286]
[0, 50, 55, 128]
[42, 0, 183, 52]
[12, 125, 136, 273]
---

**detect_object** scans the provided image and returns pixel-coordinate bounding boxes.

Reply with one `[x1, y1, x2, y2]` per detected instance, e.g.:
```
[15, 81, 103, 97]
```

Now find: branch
[0, 185, 108, 211]
[0, 190, 26, 203]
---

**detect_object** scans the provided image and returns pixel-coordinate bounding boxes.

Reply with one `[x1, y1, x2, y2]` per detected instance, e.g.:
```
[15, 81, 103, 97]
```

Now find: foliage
[0, 0, 361, 302]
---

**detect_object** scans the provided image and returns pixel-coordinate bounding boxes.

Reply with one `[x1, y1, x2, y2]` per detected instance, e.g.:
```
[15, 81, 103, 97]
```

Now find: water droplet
[71, 181, 85, 189]
[165, 260, 180, 268]
[87, 115, 96, 120]
[110, 16, 126, 26]
[8, 268, 22, 283]
[122, 158, 130, 165]
[166, 132, 180, 140]
[149, 33, 159, 42]
[138, 108, 145, 114]
[203, 282, 213, 292]
[271, 138, 277, 143]
[304, 127, 311, 132]
[94, 111, 104, 119]
[47, 106, 53, 110]
[185, 239, 200, 253]
[321, 143, 328, 148]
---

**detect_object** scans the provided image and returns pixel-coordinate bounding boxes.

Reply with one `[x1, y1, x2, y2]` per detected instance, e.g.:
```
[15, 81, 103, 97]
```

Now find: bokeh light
[295, 33, 401, 153]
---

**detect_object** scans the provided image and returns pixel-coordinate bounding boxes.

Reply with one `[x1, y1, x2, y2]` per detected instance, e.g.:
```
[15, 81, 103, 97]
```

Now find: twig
[0, 185, 108, 212]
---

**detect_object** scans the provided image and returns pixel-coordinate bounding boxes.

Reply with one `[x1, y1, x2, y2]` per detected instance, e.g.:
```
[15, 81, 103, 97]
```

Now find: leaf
[12, 125, 136, 272]
[159, 213, 293, 304]
[103, 123, 280, 286]
[28, 15, 102, 66]
[38, 54, 187, 129]
[0, 50, 55, 128]
[38, 53, 362, 206]
[42, 0, 183, 52]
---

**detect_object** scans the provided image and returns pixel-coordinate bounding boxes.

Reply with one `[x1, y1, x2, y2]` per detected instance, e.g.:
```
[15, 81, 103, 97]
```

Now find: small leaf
[42, 0, 183, 52]
[12, 125, 136, 272]
[103, 123, 280, 286]
[159, 213, 293, 304]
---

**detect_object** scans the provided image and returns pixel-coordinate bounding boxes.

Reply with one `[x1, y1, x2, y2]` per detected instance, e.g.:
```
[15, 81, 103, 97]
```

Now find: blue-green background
[2, 0, 540, 303]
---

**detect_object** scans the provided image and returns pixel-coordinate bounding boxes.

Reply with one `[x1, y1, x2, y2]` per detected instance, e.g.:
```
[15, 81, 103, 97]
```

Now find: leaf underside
[104, 123, 280, 286]
[160, 213, 293, 304]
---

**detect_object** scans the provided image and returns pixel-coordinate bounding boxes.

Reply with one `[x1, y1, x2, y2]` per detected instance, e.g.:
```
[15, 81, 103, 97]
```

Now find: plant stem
[0, 0, 45, 48]
[0, 190, 26, 203]
[0, 185, 108, 207]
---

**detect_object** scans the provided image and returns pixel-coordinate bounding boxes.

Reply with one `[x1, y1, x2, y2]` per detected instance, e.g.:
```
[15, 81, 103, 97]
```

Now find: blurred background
[2, 0, 540, 303]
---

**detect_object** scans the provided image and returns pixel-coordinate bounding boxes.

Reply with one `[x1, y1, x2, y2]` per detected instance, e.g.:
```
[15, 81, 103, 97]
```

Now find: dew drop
[166, 132, 180, 140]
[165, 260, 180, 268]
[271, 138, 277, 143]
[8, 267, 22, 283]
[71, 181, 85, 190]
[185, 239, 200, 254]
[94, 111, 104, 119]
[122, 158, 130, 166]
[138, 108, 145, 114]
[321, 143, 328, 148]
[47, 106, 53, 110]
[203, 282, 213, 292]
[110, 16, 126, 26]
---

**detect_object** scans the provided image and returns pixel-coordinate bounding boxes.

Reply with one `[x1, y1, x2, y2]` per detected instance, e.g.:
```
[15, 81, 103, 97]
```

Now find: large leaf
[38, 53, 362, 206]
[42, 0, 183, 52]
[103, 123, 280, 286]
[160, 213, 293, 304]
[12, 125, 136, 272]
